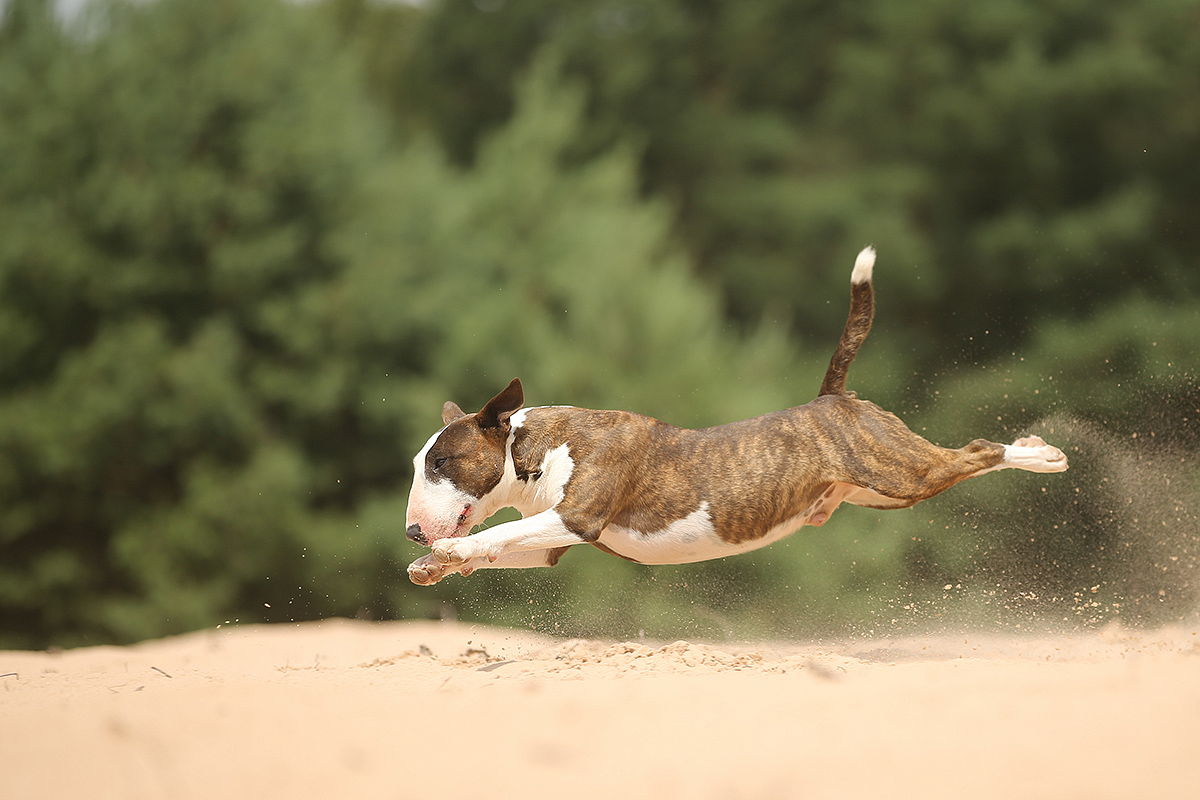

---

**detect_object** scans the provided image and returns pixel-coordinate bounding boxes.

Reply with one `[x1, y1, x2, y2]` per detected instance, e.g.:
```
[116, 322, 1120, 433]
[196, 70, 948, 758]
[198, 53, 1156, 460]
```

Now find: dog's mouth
[455, 504, 473, 533]
[405, 503, 474, 547]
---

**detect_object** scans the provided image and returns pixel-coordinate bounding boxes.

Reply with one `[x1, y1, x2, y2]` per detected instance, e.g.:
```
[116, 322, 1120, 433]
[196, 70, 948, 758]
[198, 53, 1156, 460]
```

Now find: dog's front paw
[408, 554, 453, 585]
[432, 537, 496, 566]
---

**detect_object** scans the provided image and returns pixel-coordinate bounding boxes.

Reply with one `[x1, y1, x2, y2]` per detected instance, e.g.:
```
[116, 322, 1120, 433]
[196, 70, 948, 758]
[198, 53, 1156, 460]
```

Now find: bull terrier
[404, 247, 1068, 585]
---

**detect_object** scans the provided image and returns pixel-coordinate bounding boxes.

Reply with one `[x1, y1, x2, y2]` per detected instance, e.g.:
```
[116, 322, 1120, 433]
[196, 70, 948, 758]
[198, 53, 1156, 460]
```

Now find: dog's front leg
[407, 547, 568, 585]
[429, 509, 586, 568]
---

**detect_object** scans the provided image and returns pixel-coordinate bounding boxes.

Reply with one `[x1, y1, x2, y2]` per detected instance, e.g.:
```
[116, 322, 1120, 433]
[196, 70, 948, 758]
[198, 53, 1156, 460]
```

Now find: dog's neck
[483, 407, 577, 520]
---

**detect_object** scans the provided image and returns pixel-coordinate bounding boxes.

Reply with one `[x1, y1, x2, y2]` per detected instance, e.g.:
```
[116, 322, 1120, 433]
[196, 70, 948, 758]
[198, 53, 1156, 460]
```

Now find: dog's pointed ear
[476, 378, 523, 430]
[442, 401, 467, 426]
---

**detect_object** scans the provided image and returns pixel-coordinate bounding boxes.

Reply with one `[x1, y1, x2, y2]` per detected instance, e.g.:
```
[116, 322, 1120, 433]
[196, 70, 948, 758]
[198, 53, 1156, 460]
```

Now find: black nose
[406, 524, 427, 545]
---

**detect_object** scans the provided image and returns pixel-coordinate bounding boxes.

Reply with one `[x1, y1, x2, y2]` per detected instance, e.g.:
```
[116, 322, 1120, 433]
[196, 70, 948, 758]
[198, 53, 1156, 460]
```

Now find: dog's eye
[433, 457, 448, 471]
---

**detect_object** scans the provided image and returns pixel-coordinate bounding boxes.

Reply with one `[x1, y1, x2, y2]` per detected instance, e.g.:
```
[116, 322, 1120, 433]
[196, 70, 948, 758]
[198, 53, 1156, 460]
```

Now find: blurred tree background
[0, 0, 1197, 648]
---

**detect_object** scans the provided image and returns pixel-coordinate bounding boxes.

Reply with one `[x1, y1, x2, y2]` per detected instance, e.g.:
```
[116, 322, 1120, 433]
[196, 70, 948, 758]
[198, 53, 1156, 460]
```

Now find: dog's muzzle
[405, 524, 427, 545]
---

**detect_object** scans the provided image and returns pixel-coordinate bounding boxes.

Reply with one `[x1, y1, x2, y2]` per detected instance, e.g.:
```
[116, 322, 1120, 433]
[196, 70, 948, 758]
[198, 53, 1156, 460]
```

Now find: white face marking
[404, 425, 476, 542]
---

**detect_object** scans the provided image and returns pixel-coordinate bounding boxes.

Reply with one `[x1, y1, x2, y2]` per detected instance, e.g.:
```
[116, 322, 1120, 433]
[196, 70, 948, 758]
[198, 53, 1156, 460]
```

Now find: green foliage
[1, 0, 1197, 648]
[348, 50, 807, 427]
[404, 0, 1200, 366]
[0, 0, 404, 646]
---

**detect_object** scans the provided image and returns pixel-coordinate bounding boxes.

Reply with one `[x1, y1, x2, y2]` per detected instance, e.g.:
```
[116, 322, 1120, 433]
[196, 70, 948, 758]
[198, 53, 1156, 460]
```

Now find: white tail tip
[851, 246, 876, 284]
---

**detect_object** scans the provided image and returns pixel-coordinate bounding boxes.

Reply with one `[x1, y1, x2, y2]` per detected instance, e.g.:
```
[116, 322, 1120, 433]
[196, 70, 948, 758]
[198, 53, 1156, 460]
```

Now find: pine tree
[0, 0, 401, 645]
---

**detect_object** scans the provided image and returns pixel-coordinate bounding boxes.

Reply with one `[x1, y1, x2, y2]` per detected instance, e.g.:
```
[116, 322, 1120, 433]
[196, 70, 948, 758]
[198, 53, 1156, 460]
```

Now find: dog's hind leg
[839, 434, 1068, 514]
[813, 395, 1068, 510]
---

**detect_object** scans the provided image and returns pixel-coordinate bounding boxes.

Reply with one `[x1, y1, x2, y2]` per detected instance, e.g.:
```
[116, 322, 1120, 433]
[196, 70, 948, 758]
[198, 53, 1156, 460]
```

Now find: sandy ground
[2, 619, 1199, 800]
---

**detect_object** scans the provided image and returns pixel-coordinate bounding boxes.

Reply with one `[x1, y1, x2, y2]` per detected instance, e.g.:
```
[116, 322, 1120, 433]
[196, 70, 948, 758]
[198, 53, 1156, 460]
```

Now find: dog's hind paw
[1005, 435, 1069, 473]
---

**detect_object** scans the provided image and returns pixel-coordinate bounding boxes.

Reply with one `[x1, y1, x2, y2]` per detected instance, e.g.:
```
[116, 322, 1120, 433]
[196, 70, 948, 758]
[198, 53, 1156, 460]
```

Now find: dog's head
[404, 378, 524, 546]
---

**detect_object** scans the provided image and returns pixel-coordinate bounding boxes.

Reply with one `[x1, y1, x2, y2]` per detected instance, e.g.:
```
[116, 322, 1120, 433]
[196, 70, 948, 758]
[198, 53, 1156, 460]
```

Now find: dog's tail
[818, 246, 876, 397]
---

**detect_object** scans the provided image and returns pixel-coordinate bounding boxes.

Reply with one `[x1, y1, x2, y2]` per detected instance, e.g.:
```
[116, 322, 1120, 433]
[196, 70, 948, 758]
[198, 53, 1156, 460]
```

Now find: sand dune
[3, 619, 1199, 799]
